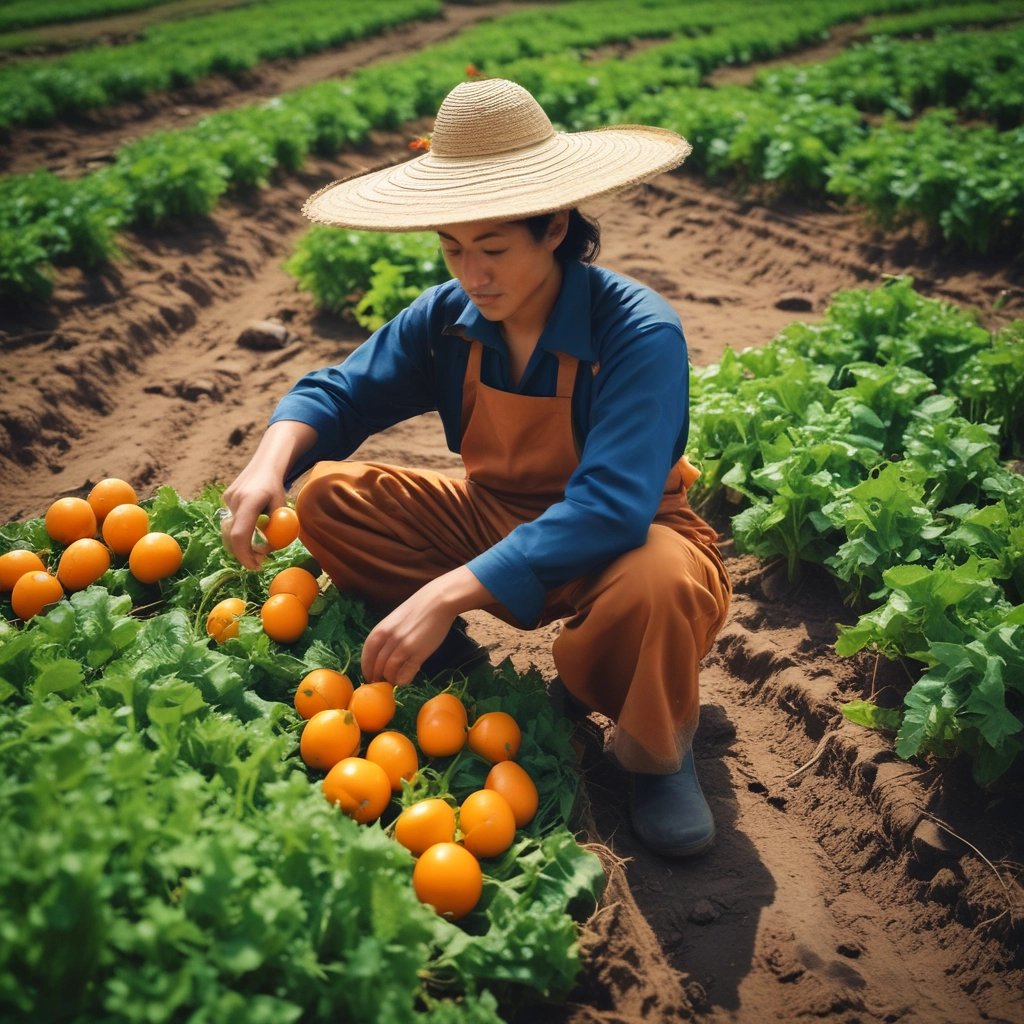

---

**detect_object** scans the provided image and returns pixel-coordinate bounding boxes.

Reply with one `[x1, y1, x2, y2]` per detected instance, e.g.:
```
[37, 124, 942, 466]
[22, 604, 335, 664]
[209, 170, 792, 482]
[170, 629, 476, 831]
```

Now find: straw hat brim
[302, 125, 691, 232]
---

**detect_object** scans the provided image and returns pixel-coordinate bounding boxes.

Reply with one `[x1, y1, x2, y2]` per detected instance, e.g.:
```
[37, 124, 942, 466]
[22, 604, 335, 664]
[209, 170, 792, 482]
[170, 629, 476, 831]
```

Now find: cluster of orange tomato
[292, 667, 539, 921]
[204, 564, 318, 646]
[0, 477, 182, 620]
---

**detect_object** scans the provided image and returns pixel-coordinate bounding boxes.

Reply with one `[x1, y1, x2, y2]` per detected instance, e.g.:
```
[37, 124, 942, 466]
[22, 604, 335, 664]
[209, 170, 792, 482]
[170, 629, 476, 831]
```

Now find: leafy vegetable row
[0, 0, 441, 130]
[0, 0, 169, 35]
[686, 277, 1024, 785]
[755, 24, 1024, 127]
[856, 0, 1024, 38]
[0, 0, 942, 305]
[0, 483, 604, 1022]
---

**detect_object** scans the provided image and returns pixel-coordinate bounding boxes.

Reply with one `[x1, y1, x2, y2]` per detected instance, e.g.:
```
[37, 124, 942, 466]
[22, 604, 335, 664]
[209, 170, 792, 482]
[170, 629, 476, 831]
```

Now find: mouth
[471, 293, 500, 304]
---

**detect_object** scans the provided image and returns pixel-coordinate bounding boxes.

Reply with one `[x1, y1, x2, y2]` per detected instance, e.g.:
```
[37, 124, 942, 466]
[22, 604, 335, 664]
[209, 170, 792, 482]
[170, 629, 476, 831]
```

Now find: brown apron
[297, 339, 731, 773]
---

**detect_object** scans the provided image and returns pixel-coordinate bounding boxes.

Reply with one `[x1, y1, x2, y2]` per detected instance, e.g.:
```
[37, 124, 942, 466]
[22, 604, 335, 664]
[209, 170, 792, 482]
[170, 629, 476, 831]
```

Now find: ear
[544, 210, 570, 252]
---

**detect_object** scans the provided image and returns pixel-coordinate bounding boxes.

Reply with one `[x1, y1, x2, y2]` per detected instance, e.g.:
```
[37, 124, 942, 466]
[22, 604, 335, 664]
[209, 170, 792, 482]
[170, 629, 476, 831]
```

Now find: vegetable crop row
[0, 0, 951, 307]
[0, 483, 604, 1022]
[686, 277, 1024, 785]
[856, 0, 1024, 39]
[0, 0, 441, 131]
[0, 0, 171, 35]
[755, 23, 1024, 128]
[0, 0, 728, 132]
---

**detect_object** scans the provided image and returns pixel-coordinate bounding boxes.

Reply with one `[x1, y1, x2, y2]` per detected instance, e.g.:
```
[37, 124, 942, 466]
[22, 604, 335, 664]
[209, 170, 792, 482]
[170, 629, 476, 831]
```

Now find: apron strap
[555, 351, 578, 399]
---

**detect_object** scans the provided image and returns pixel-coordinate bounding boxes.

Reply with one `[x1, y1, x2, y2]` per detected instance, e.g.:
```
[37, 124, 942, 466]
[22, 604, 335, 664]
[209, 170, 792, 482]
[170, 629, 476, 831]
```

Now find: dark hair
[522, 208, 600, 264]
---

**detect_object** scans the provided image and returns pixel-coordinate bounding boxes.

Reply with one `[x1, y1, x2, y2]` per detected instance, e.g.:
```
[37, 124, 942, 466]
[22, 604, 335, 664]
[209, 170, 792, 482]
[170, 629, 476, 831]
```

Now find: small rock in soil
[689, 898, 719, 925]
[836, 940, 862, 959]
[775, 293, 814, 312]
[925, 867, 961, 905]
[236, 319, 291, 351]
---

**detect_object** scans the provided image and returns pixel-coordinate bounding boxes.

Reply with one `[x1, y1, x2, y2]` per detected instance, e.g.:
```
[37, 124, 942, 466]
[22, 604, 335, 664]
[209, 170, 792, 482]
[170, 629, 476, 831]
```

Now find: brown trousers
[296, 460, 731, 773]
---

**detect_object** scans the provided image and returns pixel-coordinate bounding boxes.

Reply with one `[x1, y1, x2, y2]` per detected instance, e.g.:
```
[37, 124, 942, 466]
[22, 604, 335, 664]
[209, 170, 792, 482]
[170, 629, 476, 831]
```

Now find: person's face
[437, 215, 566, 325]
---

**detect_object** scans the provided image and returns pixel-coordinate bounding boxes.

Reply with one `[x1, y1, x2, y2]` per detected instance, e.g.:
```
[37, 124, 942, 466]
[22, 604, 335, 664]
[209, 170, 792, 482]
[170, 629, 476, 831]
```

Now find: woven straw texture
[303, 79, 691, 231]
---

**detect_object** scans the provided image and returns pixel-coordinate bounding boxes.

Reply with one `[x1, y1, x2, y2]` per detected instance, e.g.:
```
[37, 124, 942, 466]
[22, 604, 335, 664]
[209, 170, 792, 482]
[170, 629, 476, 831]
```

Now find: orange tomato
[294, 668, 354, 719]
[394, 798, 457, 856]
[11, 570, 64, 620]
[0, 549, 46, 592]
[365, 730, 418, 791]
[416, 692, 468, 758]
[467, 710, 522, 763]
[418, 692, 468, 727]
[299, 708, 361, 771]
[260, 507, 300, 550]
[459, 789, 517, 859]
[44, 496, 97, 545]
[260, 593, 308, 643]
[101, 503, 149, 556]
[417, 709, 466, 758]
[205, 597, 247, 644]
[268, 566, 319, 610]
[86, 478, 138, 522]
[128, 532, 182, 584]
[412, 842, 483, 920]
[348, 681, 396, 732]
[485, 761, 539, 828]
[56, 538, 111, 591]
[323, 756, 392, 824]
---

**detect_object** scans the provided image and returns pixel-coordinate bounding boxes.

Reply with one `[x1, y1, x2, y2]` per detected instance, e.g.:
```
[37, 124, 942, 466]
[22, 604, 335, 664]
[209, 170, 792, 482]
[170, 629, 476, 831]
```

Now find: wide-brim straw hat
[302, 78, 691, 232]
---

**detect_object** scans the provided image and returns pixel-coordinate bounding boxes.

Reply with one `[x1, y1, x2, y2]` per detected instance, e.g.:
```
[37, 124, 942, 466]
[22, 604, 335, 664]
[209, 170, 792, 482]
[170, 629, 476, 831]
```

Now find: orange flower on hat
[408, 134, 432, 151]
[465, 64, 481, 78]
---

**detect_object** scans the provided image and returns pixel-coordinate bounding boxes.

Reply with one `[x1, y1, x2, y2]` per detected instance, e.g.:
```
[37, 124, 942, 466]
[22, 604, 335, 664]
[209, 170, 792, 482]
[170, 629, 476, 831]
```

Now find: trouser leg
[295, 460, 517, 616]
[549, 524, 731, 774]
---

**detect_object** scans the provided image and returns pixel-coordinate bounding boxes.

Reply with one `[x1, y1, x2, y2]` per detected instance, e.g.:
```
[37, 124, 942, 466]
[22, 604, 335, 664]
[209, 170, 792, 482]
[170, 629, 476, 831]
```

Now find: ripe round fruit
[268, 566, 319, 609]
[87, 478, 138, 522]
[416, 693, 468, 758]
[467, 710, 522, 763]
[417, 709, 466, 758]
[57, 538, 111, 591]
[261, 507, 300, 550]
[365, 730, 418, 791]
[348, 681, 396, 733]
[128, 532, 182, 584]
[417, 692, 468, 728]
[412, 842, 483, 920]
[11, 570, 64, 620]
[485, 760, 539, 828]
[299, 708, 361, 772]
[395, 798, 457, 856]
[260, 593, 309, 643]
[45, 496, 97, 545]
[101, 503, 150, 556]
[459, 789, 517, 859]
[294, 668, 354, 720]
[205, 597, 247, 644]
[323, 756, 392, 824]
[0, 549, 46, 592]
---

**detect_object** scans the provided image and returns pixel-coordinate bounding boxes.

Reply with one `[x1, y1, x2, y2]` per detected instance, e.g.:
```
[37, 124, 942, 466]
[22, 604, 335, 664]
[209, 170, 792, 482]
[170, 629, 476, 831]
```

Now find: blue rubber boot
[629, 748, 715, 857]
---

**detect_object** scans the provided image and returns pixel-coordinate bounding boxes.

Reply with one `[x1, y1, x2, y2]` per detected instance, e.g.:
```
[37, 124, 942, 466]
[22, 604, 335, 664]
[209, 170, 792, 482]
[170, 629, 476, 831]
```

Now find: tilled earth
[1, 5, 1022, 1022]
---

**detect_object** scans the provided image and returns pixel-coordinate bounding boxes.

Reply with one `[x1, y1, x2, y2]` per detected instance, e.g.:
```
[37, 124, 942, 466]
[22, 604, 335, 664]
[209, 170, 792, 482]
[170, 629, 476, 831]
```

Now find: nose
[459, 252, 491, 291]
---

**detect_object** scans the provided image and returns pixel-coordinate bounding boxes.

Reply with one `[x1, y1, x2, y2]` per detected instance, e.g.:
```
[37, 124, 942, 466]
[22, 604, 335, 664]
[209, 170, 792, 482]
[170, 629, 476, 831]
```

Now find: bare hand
[361, 582, 458, 686]
[220, 420, 317, 570]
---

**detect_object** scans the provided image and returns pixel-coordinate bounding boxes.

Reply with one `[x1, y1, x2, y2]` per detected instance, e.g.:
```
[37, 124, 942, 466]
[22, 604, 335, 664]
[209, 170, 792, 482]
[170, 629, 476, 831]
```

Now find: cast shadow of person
[580, 697, 775, 1018]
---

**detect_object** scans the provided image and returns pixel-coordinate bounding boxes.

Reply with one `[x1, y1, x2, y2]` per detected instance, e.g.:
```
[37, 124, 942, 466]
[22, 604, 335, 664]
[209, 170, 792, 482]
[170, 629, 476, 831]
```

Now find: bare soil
[1, 6, 1023, 1022]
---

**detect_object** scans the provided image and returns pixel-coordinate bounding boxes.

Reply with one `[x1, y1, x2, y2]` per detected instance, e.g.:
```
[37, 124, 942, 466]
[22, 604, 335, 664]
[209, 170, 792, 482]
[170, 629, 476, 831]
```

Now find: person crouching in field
[220, 78, 732, 857]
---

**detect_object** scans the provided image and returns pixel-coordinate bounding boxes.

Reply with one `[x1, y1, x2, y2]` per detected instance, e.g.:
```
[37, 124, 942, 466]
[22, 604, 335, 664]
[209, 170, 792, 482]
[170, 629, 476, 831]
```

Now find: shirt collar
[443, 261, 596, 361]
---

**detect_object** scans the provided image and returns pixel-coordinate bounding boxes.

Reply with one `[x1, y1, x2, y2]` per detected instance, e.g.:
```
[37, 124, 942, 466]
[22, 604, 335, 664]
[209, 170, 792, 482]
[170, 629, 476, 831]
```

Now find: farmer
[221, 78, 731, 857]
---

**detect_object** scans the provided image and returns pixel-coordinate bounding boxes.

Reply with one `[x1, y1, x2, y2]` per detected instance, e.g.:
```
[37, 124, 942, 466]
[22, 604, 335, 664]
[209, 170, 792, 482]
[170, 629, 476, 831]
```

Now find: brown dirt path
[2, 12, 1023, 1023]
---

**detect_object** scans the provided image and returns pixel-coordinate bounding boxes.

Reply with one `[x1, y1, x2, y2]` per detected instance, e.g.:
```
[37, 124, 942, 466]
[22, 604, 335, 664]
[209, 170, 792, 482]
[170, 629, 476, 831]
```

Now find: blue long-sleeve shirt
[271, 259, 690, 626]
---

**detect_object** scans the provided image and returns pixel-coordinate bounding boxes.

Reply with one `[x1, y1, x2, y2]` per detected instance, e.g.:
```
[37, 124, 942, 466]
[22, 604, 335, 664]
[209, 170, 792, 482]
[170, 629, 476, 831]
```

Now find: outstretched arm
[221, 420, 317, 570]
